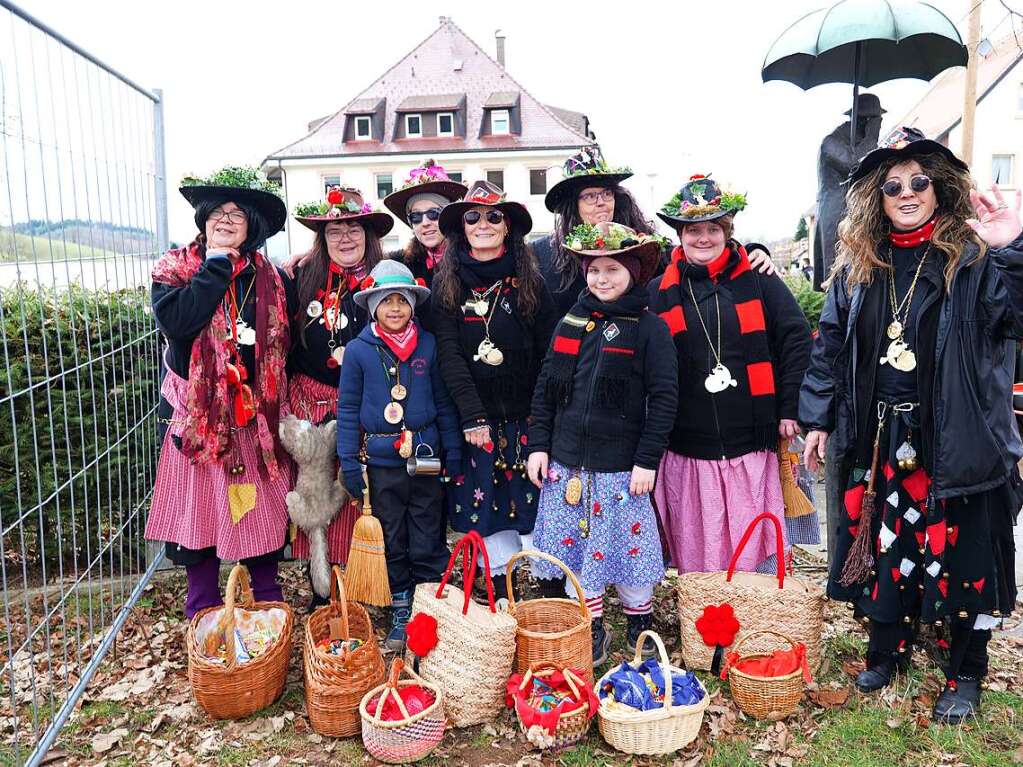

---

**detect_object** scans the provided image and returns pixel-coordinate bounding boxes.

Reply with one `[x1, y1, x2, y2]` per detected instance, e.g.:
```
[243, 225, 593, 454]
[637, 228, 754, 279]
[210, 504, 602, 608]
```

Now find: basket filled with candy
[304, 565, 386, 736]
[595, 630, 708, 755]
[187, 564, 294, 719]
[506, 663, 598, 750]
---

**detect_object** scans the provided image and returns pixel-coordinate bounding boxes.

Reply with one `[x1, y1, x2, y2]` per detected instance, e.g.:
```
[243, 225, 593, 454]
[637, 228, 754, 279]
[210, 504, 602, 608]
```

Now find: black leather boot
[592, 617, 612, 667]
[855, 652, 901, 693]
[625, 614, 655, 658]
[932, 676, 981, 723]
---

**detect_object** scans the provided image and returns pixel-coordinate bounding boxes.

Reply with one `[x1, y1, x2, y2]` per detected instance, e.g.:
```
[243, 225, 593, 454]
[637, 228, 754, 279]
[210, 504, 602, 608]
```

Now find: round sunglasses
[880, 175, 931, 198]
[408, 207, 442, 225]
[463, 209, 505, 226]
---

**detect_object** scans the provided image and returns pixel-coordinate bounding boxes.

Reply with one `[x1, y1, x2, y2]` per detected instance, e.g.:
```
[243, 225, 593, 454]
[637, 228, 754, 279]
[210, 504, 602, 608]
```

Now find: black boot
[855, 652, 902, 693]
[592, 617, 612, 667]
[537, 577, 567, 599]
[625, 614, 655, 658]
[474, 567, 513, 606]
[306, 566, 330, 613]
[932, 676, 981, 723]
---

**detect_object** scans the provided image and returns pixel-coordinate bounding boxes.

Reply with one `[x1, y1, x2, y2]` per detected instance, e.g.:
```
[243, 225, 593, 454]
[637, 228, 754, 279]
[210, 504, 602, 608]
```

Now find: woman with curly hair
[800, 127, 1023, 722]
[430, 180, 558, 602]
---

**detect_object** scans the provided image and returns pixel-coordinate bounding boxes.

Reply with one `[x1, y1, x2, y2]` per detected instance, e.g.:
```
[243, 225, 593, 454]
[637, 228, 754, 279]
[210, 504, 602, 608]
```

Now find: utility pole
[960, 0, 983, 165]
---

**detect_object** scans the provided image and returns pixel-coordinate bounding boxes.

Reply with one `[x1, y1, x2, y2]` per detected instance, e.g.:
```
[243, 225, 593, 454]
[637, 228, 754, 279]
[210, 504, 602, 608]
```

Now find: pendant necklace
[462, 279, 502, 318]
[687, 281, 738, 393]
[308, 267, 354, 369]
[470, 280, 506, 366]
[225, 273, 257, 347]
[377, 347, 413, 456]
[880, 245, 930, 373]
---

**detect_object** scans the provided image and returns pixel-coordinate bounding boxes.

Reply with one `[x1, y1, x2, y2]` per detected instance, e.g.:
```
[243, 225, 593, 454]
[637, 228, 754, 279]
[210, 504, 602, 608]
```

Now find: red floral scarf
[152, 241, 290, 478]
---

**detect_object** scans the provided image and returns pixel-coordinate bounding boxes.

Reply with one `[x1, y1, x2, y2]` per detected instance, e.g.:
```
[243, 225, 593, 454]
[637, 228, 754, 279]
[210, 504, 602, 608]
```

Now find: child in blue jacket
[338, 260, 461, 651]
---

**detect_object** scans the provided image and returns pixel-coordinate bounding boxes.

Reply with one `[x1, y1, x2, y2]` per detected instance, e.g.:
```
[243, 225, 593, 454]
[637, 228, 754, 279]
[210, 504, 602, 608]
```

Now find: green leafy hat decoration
[544, 146, 633, 212]
[293, 186, 394, 237]
[564, 221, 666, 284]
[179, 165, 287, 235]
[657, 174, 747, 227]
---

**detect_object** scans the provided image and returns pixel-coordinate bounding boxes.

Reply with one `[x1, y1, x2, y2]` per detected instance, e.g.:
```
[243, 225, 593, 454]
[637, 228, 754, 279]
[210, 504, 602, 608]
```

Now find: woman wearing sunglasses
[383, 159, 468, 288]
[431, 180, 558, 603]
[800, 127, 1023, 723]
[286, 185, 392, 607]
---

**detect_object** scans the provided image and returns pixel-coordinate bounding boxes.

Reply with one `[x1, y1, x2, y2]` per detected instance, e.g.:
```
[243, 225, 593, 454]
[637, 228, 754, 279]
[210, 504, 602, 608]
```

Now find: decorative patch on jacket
[603, 323, 620, 341]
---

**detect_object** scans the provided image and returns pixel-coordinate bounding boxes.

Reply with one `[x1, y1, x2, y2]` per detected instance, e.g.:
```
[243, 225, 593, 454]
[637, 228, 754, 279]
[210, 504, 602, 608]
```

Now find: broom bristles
[778, 442, 816, 519]
[343, 483, 392, 607]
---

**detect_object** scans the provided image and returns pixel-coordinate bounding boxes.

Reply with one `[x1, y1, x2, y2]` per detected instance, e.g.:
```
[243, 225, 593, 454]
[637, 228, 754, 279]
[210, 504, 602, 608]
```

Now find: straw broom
[343, 471, 391, 606]
[778, 439, 815, 519]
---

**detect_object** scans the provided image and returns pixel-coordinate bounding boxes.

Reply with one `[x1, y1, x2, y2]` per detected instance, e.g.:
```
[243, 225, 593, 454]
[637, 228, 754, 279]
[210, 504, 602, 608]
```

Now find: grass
[0, 228, 119, 263]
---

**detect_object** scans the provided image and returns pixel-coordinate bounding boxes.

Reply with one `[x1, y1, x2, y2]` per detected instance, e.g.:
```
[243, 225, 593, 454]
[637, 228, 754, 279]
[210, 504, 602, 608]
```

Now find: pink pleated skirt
[285, 373, 357, 565]
[146, 371, 292, 561]
[653, 449, 789, 574]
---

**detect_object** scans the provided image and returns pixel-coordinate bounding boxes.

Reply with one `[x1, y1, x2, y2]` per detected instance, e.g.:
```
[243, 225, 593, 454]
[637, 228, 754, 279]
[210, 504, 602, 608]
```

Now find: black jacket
[799, 233, 1023, 499]
[529, 288, 679, 471]
[432, 278, 558, 427]
[533, 234, 586, 317]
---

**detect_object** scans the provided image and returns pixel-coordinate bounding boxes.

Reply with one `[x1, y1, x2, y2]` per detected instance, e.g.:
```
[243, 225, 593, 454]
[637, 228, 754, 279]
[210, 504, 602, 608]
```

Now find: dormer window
[405, 114, 423, 138]
[354, 116, 372, 140]
[438, 112, 454, 137]
[490, 110, 510, 135]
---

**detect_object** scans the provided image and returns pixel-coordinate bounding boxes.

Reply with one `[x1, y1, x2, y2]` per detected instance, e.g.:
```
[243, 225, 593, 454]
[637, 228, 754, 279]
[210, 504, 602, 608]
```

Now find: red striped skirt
[286, 373, 357, 564]
[146, 370, 292, 561]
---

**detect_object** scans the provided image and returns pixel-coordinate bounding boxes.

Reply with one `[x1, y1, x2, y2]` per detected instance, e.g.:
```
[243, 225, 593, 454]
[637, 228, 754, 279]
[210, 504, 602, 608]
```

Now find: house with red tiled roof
[262, 17, 596, 252]
[890, 33, 1023, 188]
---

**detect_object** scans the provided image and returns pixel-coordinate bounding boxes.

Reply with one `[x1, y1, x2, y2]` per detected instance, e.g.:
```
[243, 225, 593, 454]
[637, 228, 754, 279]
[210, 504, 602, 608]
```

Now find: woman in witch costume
[147, 166, 297, 618]
[536, 147, 776, 316]
[800, 127, 1023, 722]
[649, 175, 812, 578]
[527, 223, 678, 666]
[382, 159, 467, 287]
[286, 186, 392, 606]
[431, 180, 559, 601]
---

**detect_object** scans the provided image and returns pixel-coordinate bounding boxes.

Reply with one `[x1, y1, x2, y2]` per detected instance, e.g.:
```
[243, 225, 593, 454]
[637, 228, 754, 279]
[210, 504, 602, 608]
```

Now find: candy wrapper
[598, 660, 705, 711]
[366, 684, 436, 722]
[505, 668, 598, 743]
[315, 637, 363, 656]
[195, 607, 287, 665]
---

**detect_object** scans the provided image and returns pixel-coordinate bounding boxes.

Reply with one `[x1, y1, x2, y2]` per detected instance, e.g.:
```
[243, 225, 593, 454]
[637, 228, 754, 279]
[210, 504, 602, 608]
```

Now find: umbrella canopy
[762, 0, 966, 88]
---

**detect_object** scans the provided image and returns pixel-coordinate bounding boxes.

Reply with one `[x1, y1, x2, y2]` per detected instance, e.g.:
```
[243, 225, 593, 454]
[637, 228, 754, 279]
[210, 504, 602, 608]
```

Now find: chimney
[439, 15, 448, 25]
[495, 29, 506, 68]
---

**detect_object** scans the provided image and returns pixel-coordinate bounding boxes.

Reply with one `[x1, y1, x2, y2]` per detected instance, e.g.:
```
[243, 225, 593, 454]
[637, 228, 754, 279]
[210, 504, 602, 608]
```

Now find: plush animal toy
[278, 415, 348, 598]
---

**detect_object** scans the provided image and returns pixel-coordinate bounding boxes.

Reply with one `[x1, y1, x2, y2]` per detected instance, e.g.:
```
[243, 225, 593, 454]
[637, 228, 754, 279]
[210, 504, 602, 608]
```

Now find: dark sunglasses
[463, 209, 505, 226]
[881, 175, 931, 198]
[408, 207, 442, 225]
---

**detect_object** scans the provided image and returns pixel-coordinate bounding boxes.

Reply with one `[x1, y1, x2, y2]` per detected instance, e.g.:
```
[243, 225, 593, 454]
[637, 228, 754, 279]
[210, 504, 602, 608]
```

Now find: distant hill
[2, 220, 157, 261]
[1, 227, 120, 263]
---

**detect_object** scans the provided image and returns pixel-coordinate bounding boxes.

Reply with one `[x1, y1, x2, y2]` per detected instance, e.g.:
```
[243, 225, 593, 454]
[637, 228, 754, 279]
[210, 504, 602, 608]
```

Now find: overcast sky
[11, 0, 1023, 245]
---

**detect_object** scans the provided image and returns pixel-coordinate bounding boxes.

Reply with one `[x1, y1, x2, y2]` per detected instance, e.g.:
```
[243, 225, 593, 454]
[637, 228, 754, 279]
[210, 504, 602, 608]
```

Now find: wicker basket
[511, 663, 593, 750]
[726, 630, 805, 720]
[186, 564, 294, 720]
[507, 550, 593, 684]
[304, 565, 386, 737]
[595, 630, 709, 756]
[411, 531, 518, 727]
[360, 658, 445, 764]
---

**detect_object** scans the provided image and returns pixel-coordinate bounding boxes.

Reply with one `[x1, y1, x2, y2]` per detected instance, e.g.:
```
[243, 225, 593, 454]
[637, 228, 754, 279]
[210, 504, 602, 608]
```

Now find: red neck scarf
[686, 246, 732, 282]
[375, 321, 419, 361]
[151, 241, 290, 478]
[889, 216, 938, 248]
[425, 242, 447, 271]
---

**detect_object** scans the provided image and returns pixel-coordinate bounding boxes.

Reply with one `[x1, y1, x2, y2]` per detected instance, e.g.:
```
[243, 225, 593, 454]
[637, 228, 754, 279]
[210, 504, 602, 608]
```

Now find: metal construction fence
[0, 1, 167, 764]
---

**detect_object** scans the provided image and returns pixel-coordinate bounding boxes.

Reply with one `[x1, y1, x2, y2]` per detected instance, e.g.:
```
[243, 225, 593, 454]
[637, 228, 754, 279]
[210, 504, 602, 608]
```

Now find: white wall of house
[267, 149, 572, 257]
[947, 67, 1023, 191]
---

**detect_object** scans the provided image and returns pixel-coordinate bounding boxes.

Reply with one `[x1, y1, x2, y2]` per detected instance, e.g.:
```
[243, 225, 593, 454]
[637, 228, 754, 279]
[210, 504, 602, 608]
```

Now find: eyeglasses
[208, 208, 247, 225]
[463, 209, 505, 226]
[408, 207, 442, 225]
[880, 175, 932, 198]
[577, 189, 615, 205]
[325, 225, 364, 242]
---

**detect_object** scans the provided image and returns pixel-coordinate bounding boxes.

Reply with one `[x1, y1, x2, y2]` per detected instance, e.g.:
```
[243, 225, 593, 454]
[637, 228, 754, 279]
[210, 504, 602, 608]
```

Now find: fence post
[153, 88, 169, 254]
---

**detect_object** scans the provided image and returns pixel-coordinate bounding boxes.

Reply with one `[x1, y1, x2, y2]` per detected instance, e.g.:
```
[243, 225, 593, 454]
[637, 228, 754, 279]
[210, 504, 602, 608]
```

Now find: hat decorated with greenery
[383, 159, 468, 224]
[657, 174, 747, 226]
[846, 125, 969, 184]
[293, 186, 394, 236]
[544, 146, 633, 212]
[179, 165, 287, 234]
[565, 221, 665, 284]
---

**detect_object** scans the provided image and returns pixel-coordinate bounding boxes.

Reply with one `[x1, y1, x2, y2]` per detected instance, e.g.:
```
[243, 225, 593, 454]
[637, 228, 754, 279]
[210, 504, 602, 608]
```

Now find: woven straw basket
[410, 531, 517, 727]
[360, 658, 445, 764]
[677, 512, 824, 671]
[726, 630, 805, 719]
[507, 551, 593, 684]
[187, 564, 294, 720]
[595, 630, 708, 755]
[512, 663, 593, 750]
[304, 566, 386, 737]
